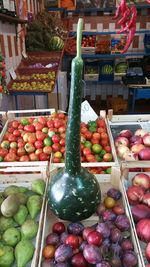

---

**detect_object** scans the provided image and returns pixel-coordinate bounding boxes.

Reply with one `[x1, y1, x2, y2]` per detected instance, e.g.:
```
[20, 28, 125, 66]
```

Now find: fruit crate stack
[121, 161, 150, 267]
[0, 167, 48, 267]
[38, 166, 142, 266]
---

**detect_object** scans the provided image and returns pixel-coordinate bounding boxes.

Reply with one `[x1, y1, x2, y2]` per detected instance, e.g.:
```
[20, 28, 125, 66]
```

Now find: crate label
[9, 68, 17, 80]
[81, 100, 98, 123]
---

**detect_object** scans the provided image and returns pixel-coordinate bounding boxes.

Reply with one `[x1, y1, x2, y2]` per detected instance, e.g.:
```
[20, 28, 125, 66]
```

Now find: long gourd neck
[65, 18, 83, 176]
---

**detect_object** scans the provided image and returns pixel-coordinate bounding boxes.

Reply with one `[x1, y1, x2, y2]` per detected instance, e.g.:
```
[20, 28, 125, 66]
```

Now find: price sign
[81, 100, 98, 123]
[9, 68, 17, 80]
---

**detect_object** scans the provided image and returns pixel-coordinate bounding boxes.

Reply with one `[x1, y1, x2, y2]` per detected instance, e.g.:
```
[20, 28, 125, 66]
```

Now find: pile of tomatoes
[0, 112, 113, 168]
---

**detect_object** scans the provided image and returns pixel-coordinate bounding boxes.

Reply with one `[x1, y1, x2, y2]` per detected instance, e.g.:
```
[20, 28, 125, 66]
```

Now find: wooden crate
[0, 109, 55, 170]
[107, 96, 128, 113]
[0, 167, 49, 267]
[38, 167, 142, 267]
[121, 161, 150, 267]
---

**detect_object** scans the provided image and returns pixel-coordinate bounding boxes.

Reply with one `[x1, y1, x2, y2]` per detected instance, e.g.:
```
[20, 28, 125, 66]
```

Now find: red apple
[119, 130, 133, 139]
[143, 133, 150, 147]
[135, 129, 148, 137]
[116, 145, 130, 159]
[132, 173, 150, 190]
[115, 136, 129, 147]
[131, 144, 145, 154]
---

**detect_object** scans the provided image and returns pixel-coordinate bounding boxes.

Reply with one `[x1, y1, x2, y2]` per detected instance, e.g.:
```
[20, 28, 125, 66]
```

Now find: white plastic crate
[38, 167, 142, 267]
[0, 167, 49, 267]
[121, 161, 150, 267]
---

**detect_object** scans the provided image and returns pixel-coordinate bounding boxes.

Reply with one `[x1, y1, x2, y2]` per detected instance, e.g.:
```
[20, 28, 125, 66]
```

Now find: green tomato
[95, 155, 102, 162]
[88, 121, 97, 128]
[42, 127, 48, 134]
[92, 144, 102, 154]
[105, 167, 111, 174]
[88, 126, 97, 133]
[20, 118, 29, 126]
[43, 137, 52, 147]
[0, 156, 3, 162]
[100, 149, 106, 157]
[48, 130, 55, 138]
[1, 141, 10, 149]
[84, 141, 92, 148]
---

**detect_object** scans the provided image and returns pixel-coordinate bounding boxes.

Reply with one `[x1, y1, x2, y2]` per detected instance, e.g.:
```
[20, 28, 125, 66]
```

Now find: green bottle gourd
[48, 18, 101, 222]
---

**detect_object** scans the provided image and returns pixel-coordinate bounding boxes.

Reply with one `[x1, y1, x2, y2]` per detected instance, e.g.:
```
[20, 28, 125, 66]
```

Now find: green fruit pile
[16, 71, 56, 81]
[101, 64, 113, 75]
[0, 179, 45, 267]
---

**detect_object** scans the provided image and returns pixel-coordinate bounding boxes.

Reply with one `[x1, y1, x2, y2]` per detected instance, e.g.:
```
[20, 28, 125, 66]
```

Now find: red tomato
[3, 132, 10, 140]
[8, 127, 14, 134]
[12, 120, 20, 129]
[9, 148, 17, 154]
[47, 120, 54, 128]
[91, 138, 99, 145]
[100, 132, 108, 140]
[36, 131, 46, 141]
[4, 152, 16, 162]
[43, 245, 56, 259]
[24, 125, 35, 133]
[53, 157, 61, 163]
[65, 235, 79, 249]
[39, 152, 49, 161]
[0, 148, 8, 157]
[52, 134, 60, 144]
[13, 130, 21, 137]
[84, 131, 92, 140]
[8, 134, 16, 142]
[34, 140, 43, 149]
[80, 122, 87, 128]
[97, 127, 106, 134]
[58, 126, 66, 134]
[10, 142, 17, 149]
[17, 148, 26, 157]
[19, 155, 30, 161]
[28, 118, 34, 124]
[83, 147, 91, 156]
[38, 116, 47, 125]
[28, 133, 36, 144]
[33, 122, 43, 131]
[18, 124, 24, 130]
[81, 156, 86, 162]
[29, 152, 39, 161]
[43, 146, 52, 155]
[86, 154, 96, 162]
[96, 119, 106, 128]
[35, 148, 43, 155]
[60, 133, 66, 139]
[92, 132, 101, 140]
[104, 145, 111, 153]
[53, 119, 63, 129]
[60, 146, 65, 154]
[80, 127, 88, 134]
[18, 142, 25, 148]
[57, 112, 66, 119]
[52, 143, 61, 152]
[59, 138, 65, 146]
[101, 139, 109, 147]
[52, 222, 65, 234]
[103, 153, 113, 162]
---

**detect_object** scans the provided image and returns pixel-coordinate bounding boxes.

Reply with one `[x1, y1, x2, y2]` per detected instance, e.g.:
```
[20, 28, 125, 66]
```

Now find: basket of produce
[84, 60, 99, 81]
[65, 37, 76, 55]
[38, 168, 142, 266]
[0, 168, 48, 267]
[8, 79, 55, 93]
[96, 35, 111, 54]
[81, 35, 96, 54]
[114, 59, 128, 75]
[99, 60, 114, 81]
[121, 161, 150, 266]
[111, 35, 127, 54]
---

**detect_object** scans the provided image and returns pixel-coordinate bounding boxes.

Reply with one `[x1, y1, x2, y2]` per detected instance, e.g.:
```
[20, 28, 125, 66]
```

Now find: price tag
[9, 68, 17, 80]
[81, 100, 98, 123]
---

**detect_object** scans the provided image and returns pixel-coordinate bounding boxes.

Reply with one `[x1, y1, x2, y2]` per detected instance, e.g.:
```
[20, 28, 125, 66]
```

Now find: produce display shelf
[38, 168, 142, 267]
[0, 109, 55, 171]
[0, 167, 48, 267]
[121, 161, 150, 267]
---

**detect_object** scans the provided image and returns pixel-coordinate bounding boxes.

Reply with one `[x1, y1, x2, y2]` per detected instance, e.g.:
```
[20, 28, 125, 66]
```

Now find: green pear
[27, 195, 42, 219]
[21, 219, 38, 239]
[2, 228, 21, 247]
[15, 193, 28, 205]
[13, 205, 28, 225]
[1, 195, 19, 217]
[0, 244, 14, 266]
[3, 185, 20, 197]
[0, 217, 16, 233]
[15, 240, 34, 267]
[31, 179, 46, 195]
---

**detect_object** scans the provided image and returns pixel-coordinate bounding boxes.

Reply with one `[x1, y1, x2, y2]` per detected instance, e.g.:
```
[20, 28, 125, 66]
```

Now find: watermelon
[49, 36, 64, 51]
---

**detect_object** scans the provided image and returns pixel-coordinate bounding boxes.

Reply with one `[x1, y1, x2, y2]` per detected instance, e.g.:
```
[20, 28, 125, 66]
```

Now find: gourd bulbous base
[48, 167, 101, 222]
